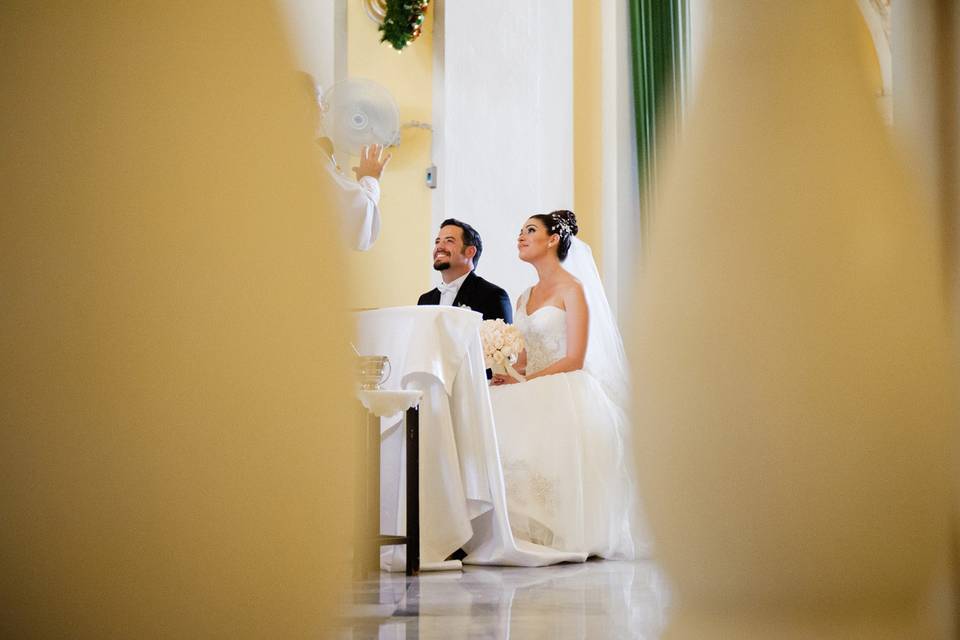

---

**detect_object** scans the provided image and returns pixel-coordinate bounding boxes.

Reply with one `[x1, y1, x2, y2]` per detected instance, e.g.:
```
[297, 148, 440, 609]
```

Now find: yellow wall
[346, 3, 434, 309]
[574, 0, 604, 269]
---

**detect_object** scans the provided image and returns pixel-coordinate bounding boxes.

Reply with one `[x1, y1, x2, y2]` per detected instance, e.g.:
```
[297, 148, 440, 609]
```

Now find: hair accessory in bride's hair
[532, 210, 579, 262]
[549, 211, 574, 239]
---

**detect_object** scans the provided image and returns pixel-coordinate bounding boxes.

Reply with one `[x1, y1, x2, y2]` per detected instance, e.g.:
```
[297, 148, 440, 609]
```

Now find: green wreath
[379, 0, 429, 51]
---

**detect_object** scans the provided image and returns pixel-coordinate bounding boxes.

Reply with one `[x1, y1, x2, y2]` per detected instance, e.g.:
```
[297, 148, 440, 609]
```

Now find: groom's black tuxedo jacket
[417, 271, 513, 323]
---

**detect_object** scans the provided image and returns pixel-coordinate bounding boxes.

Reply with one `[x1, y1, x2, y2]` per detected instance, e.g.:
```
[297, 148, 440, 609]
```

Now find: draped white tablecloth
[355, 306, 584, 572]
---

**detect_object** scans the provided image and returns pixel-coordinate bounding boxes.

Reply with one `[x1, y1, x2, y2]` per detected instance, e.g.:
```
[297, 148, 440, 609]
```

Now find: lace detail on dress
[502, 458, 557, 513]
[502, 457, 562, 548]
[516, 288, 567, 376]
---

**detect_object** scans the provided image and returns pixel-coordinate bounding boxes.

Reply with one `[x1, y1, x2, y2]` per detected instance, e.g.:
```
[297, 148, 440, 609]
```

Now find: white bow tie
[437, 281, 459, 296]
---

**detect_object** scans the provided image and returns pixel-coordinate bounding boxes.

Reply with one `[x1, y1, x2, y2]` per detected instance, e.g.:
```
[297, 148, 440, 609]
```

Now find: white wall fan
[319, 78, 401, 157]
[318, 77, 436, 186]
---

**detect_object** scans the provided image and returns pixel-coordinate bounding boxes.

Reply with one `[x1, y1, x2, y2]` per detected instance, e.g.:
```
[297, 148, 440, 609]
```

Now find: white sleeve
[323, 161, 381, 251]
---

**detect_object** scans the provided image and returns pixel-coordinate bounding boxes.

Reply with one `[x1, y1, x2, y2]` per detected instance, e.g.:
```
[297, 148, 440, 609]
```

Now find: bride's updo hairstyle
[531, 209, 579, 262]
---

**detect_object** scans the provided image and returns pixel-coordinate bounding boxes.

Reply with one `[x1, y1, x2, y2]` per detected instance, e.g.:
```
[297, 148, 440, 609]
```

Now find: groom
[418, 218, 512, 323]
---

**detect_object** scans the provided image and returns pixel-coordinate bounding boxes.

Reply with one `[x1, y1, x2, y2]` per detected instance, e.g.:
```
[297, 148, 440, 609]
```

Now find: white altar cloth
[355, 306, 585, 572]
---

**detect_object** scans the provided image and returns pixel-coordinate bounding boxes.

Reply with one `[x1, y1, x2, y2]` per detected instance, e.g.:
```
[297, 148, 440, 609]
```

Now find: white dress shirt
[323, 155, 381, 251]
[438, 272, 470, 306]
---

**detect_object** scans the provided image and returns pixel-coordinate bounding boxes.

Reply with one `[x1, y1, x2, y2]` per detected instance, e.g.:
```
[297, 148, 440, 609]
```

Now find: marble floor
[338, 560, 671, 639]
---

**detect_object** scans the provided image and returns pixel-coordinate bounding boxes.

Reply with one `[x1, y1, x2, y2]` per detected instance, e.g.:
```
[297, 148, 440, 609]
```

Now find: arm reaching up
[323, 143, 390, 251]
[352, 143, 392, 181]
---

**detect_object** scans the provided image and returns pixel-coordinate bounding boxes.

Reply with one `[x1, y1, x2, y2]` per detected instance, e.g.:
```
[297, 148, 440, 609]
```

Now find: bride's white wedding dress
[456, 237, 646, 567]
[487, 288, 636, 559]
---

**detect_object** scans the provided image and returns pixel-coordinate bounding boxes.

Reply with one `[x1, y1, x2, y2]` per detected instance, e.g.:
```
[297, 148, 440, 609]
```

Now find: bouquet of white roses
[479, 319, 526, 382]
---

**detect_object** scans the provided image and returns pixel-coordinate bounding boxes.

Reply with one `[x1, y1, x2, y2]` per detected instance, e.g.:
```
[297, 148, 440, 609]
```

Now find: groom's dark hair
[441, 218, 483, 268]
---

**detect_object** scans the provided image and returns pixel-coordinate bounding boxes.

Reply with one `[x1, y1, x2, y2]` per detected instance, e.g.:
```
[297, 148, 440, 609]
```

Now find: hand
[491, 373, 521, 386]
[352, 143, 392, 181]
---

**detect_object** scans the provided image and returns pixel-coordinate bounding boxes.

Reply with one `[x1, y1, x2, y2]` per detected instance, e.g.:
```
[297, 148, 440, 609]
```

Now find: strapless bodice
[515, 288, 566, 376]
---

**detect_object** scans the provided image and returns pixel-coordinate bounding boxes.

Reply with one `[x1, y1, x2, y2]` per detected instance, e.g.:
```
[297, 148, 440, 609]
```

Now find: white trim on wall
[431, 0, 446, 228]
[601, 0, 641, 322]
[433, 0, 575, 305]
[278, 0, 346, 91]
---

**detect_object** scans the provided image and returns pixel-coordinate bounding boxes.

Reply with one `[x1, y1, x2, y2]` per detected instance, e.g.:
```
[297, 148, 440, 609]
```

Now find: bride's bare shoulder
[557, 270, 584, 293]
[556, 276, 586, 310]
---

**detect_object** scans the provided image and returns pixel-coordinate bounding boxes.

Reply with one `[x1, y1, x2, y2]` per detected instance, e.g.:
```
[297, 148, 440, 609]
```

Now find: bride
[486, 210, 639, 560]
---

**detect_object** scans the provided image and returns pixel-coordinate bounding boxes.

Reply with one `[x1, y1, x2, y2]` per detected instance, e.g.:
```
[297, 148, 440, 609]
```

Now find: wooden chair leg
[405, 406, 420, 576]
[369, 413, 382, 576]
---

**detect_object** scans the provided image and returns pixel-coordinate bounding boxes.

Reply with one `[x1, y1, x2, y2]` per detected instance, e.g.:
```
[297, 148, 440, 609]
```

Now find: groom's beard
[433, 250, 454, 271]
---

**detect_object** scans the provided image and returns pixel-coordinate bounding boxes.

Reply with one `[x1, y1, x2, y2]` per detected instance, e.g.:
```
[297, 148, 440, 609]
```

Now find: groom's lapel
[451, 271, 476, 309]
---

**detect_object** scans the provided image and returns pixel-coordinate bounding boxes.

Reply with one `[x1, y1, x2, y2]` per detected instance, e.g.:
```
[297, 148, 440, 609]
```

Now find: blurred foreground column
[891, 1, 960, 635]
[632, 1, 957, 637]
[1, 3, 356, 637]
